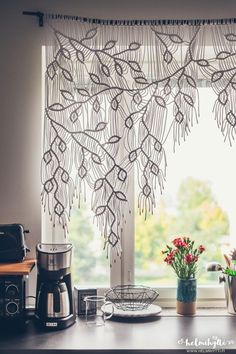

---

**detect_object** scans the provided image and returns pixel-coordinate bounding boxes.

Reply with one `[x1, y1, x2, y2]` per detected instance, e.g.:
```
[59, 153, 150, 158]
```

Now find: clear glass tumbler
[84, 295, 114, 326]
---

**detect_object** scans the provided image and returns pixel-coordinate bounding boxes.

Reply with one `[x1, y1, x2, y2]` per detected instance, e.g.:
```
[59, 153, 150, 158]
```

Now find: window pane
[68, 198, 110, 286]
[135, 88, 236, 286]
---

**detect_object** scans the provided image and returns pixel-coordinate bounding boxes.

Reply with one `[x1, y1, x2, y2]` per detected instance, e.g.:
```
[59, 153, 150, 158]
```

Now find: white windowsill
[162, 307, 231, 316]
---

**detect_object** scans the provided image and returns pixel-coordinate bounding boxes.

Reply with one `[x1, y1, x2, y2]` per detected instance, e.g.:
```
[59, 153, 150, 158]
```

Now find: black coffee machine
[35, 243, 75, 329]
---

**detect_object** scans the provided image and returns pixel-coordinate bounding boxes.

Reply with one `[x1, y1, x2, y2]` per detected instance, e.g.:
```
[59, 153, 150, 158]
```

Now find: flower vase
[176, 278, 197, 315]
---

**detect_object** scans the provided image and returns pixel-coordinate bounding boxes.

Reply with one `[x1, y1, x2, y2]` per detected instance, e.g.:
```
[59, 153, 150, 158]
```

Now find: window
[42, 43, 235, 306]
[69, 196, 110, 286]
[64, 87, 236, 294]
[134, 87, 236, 287]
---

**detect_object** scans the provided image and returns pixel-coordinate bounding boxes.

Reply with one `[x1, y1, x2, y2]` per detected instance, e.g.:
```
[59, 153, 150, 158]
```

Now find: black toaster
[0, 224, 30, 262]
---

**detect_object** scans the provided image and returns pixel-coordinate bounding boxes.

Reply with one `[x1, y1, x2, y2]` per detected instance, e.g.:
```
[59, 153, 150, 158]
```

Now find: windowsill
[162, 307, 231, 316]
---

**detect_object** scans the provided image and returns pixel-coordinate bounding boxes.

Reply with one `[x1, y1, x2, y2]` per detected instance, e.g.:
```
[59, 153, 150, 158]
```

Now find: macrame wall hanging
[41, 15, 236, 259]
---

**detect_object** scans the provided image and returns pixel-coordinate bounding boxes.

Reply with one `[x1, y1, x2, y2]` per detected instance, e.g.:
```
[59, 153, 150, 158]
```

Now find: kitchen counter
[1, 309, 236, 354]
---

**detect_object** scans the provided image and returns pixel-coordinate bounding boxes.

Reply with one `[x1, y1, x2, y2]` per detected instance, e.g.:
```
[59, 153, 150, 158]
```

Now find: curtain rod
[22, 11, 44, 27]
[22, 10, 236, 28]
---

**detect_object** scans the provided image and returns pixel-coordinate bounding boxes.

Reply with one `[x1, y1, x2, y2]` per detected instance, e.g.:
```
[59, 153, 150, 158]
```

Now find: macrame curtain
[42, 16, 236, 258]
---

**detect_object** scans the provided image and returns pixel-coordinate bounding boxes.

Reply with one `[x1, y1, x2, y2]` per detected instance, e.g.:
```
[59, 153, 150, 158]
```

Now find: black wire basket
[105, 285, 159, 311]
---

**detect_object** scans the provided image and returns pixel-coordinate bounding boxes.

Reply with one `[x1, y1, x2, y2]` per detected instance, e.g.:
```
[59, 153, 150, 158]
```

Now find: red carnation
[173, 237, 188, 248]
[164, 256, 172, 265]
[184, 254, 198, 264]
[164, 256, 173, 265]
[198, 245, 205, 254]
[164, 251, 177, 265]
[162, 236, 205, 279]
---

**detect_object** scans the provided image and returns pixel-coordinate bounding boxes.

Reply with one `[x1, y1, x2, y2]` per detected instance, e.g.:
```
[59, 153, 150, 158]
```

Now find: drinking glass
[84, 295, 114, 326]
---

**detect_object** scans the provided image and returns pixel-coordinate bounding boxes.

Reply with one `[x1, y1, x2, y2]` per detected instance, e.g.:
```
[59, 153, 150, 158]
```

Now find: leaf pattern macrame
[42, 20, 236, 258]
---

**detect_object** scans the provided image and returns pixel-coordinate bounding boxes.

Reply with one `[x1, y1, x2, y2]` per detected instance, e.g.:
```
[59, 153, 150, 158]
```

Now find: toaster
[0, 224, 30, 262]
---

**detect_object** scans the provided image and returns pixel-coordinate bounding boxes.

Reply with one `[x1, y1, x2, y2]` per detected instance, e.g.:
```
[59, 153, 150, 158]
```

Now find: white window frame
[41, 47, 226, 307]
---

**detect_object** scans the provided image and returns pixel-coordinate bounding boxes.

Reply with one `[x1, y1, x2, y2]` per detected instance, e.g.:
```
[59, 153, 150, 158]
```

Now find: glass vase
[176, 278, 197, 315]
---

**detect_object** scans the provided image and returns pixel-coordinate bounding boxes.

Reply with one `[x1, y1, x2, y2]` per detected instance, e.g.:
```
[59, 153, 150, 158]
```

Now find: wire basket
[105, 285, 159, 311]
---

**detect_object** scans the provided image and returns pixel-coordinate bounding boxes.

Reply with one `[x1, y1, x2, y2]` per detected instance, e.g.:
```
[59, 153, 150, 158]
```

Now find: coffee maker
[35, 243, 75, 329]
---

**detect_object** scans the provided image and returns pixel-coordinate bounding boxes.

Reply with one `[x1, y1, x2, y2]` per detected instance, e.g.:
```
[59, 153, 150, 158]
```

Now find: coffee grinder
[35, 243, 75, 329]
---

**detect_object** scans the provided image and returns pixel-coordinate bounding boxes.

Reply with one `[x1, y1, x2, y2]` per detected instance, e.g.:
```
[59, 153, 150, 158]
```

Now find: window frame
[41, 47, 227, 307]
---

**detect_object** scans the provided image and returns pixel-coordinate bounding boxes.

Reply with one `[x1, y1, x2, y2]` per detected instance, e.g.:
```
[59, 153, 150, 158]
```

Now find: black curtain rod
[22, 11, 44, 27]
[22, 10, 236, 27]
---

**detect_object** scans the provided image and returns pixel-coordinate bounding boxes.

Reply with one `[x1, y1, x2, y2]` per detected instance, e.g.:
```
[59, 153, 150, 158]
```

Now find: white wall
[0, 0, 235, 293]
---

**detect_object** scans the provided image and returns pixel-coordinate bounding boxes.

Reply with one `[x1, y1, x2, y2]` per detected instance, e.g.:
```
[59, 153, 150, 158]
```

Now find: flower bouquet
[162, 236, 205, 315]
[162, 236, 205, 279]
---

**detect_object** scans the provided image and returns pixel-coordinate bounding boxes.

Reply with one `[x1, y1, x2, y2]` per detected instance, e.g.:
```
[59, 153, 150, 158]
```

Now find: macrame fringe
[45, 13, 236, 27]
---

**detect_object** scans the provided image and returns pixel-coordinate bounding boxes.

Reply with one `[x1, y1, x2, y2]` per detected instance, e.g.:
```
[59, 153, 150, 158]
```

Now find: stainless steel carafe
[37, 281, 70, 318]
